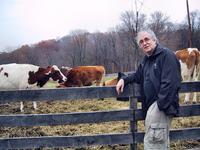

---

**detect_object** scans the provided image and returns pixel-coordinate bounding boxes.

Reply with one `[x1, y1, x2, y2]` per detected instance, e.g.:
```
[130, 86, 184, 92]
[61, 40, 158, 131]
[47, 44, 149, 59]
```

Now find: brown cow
[103, 72, 128, 101]
[59, 66, 105, 87]
[175, 48, 200, 103]
[103, 72, 125, 86]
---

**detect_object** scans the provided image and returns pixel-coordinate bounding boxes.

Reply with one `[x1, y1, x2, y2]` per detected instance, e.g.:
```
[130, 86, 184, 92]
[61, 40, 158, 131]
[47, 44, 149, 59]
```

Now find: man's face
[138, 32, 157, 56]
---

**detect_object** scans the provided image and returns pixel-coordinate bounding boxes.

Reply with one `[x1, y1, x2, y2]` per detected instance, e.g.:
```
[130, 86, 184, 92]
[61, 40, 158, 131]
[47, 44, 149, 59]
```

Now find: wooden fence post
[129, 95, 138, 150]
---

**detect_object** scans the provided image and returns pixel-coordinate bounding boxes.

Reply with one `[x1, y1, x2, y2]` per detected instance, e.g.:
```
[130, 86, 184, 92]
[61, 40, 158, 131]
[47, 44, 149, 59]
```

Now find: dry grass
[0, 90, 199, 149]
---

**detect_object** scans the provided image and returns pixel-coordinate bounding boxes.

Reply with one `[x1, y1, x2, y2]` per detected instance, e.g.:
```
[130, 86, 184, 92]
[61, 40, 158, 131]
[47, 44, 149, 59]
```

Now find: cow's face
[47, 65, 67, 83]
[28, 65, 67, 87]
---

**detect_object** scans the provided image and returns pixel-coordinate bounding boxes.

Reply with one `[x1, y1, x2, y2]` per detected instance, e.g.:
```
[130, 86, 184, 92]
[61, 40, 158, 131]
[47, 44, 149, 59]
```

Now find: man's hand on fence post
[116, 79, 125, 95]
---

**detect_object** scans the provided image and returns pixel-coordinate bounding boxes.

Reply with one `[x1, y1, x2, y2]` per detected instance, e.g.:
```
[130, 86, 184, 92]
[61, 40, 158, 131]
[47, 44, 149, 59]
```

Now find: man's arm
[116, 63, 143, 94]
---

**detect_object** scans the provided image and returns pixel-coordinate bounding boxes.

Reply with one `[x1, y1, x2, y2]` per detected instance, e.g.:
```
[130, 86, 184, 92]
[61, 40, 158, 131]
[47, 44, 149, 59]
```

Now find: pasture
[0, 78, 199, 150]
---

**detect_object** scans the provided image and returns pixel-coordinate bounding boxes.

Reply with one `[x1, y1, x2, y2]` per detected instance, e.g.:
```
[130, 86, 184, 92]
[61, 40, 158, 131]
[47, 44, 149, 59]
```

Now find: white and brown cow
[58, 66, 105, 87]
[175, 48, 200, 103]
[0, 63, 67, 112]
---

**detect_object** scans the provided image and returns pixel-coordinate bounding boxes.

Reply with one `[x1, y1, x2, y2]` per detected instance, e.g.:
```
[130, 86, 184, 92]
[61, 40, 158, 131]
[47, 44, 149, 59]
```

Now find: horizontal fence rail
[135, 127, 200, 143]
[0, 82, 200, 149]
[0, 85, 134, 103]
[0, 105, 199, 127]
[179, 82, 200, 93]
[0, 81, 200, 103]
[0, 133, 133, 149]
[0, 110, 133, 127]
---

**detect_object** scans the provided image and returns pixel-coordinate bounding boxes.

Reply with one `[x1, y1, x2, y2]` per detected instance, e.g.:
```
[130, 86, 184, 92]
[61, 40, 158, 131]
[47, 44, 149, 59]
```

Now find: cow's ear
[47, 66, 51, 69]
[44, 66, 52, 75]
[38, 67, 50, 75]
[29, 71, 34, 76]
[38, 67, 45, 72]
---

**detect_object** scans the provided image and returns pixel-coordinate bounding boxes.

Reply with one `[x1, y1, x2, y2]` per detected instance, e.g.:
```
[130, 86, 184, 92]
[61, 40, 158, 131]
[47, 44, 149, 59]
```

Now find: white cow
[175, 48, 200, 103]
[0, 63, 67, 112]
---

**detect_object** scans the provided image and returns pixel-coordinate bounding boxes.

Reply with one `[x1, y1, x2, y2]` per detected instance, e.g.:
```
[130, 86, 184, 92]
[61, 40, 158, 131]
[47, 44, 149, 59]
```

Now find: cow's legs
[33, 101, 37, 110]
[183, 67, 194, 103]
[96, 81, 101, 86]
[20, 101, 37, 112]
[192, 93, 197, 103]
[184, 93, 190, 103]
[20, 101, 24, 112]
[192, 66, 198, 103]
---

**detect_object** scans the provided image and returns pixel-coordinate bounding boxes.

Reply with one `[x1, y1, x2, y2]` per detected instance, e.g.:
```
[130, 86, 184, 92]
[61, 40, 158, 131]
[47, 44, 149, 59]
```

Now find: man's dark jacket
[122, 44, 181, 117]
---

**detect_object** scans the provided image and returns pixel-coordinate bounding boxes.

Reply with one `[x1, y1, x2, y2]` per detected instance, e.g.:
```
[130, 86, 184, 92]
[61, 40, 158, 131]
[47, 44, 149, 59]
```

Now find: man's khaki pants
[144, 101, 172, 150]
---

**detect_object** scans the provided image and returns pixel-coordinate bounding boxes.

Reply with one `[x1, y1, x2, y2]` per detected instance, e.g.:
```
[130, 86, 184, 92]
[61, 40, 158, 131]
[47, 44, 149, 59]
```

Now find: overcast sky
[0, 0, 199, 52]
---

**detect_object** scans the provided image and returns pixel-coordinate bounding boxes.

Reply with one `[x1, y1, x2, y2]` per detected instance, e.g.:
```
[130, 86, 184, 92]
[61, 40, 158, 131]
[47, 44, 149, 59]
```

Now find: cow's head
[60, 66, 72, 77]
[47, 65, 67, 83]
[28, 65, 67, 87]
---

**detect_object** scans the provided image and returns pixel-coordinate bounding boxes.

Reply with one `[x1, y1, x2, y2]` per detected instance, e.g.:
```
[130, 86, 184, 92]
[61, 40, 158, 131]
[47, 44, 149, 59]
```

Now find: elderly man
[116, 29, 181, 150]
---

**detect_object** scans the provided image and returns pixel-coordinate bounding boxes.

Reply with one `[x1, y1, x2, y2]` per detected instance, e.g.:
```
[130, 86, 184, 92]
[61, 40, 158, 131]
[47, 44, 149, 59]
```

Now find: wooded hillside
[1, 11, 200, 73]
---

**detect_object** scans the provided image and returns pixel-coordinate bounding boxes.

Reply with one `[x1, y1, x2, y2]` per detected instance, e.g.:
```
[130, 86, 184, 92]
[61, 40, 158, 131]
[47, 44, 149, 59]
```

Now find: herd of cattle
[0, 47, 199, 112]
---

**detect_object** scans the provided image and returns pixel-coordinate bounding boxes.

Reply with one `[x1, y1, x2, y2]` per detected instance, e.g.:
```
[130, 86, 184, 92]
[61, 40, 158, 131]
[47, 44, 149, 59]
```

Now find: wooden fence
[0, 82, 200, 149]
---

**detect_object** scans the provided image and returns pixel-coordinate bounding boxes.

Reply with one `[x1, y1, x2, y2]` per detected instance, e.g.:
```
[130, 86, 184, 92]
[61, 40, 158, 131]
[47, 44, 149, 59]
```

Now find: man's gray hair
[136, 29, 159, 45]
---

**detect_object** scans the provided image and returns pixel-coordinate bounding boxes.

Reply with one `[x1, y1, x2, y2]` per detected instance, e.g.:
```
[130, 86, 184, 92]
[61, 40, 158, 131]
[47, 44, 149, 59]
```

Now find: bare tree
[91, 32, 106, 65]
[118, 11, 146, 71]
[148, 11, 170, 40]
[104, 31, 119, 72]
[70, 30, 89, 66]
[175, 10, 200, 50]
[147, 11, 179, 50]
[190, 10, 200, 49]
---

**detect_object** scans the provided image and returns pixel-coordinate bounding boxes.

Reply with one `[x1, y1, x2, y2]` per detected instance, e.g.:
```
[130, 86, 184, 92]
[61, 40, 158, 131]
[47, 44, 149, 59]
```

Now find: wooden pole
[129, 83, 138, 150]
[186, 0, 192, 47]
